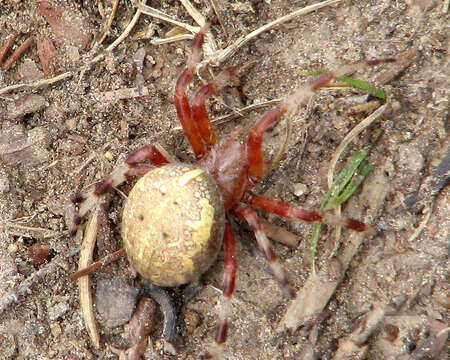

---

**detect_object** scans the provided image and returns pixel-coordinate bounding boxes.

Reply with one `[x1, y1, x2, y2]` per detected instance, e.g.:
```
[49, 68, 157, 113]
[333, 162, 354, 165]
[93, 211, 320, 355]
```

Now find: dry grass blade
[210, 0, 343, 65]
[98, 0, 120, 44]
[328, 102, 389, 188]
[3, 223, 58, 239]
[137, 3, 199, 33]
[77, 211, 101, 349]
[180, 0, 206, 27]
[2, 36, 33, 71]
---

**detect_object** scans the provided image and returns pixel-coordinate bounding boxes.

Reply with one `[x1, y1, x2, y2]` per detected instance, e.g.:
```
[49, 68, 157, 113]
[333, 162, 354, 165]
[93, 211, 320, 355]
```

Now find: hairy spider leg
[215, 221, 238, 346]
[71, 145, 169, 236]
[247, 58, 396, 183]
[191, 66, 238, 149]
[244, 191, 374, 234]
[234, 206, 295, 298]
[174, 25, 210, 158]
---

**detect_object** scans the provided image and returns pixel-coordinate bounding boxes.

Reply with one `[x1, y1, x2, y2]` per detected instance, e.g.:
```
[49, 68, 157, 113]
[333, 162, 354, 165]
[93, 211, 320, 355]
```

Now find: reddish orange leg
[71, 145, 169, 236]
[234, 206, 295, 298]
[244, 191, 373, 233]
[192, 66, 238, 149]
[247, 58, 396, 183]
[174, 25, 210, 158]
[215, 221, 237, 346]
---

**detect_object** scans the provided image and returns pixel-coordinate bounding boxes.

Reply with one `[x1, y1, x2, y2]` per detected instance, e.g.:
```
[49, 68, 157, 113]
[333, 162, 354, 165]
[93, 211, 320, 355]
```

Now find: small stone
[7, 243, 18, 254]
[0, 124, 51, 167]
[7, 94, 46, 120]
[398, 144, 424, 172]
[49, 322, 62, 338]
[16, 59, 44, 83]
[0, 169, 10, 193]
[104, 151, 114, 161]
[47, 301, 70, 321]
[384, 324, 400, 342]
[184, 309, 201, 334]
[390, 294, 407, 309]
[95, 279, 140, 328]
[291, 183, 309, 197]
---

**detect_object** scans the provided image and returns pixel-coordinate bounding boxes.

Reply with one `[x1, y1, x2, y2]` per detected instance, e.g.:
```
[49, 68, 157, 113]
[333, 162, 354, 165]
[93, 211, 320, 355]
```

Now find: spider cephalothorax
[72, 25, 392, 354]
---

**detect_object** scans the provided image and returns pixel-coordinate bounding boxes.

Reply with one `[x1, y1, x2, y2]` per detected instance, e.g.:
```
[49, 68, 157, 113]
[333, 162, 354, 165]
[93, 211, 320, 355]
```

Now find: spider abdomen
[122, 164, 225, 287]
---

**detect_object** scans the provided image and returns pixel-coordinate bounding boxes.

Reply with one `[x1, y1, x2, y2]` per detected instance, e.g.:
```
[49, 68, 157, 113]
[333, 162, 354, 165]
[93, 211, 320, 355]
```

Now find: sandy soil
[0, 1, 448, 359]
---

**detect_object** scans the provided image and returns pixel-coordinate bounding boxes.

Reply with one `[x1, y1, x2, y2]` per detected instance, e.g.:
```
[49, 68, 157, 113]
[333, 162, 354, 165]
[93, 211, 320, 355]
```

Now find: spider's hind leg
[234, 205, 295, 298]
[70, 145, 170, 236]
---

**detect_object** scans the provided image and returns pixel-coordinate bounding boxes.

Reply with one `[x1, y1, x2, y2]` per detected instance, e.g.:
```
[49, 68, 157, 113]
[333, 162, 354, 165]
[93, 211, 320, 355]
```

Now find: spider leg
[215, 220, 237, 347]
[243, 191, 375, 234]
[71, 145, 169, 236]
[247, 58, 396, 183]
[174, 25, 209, 158]
[234, 206, 295, 298]
[192, 66, 238, 148]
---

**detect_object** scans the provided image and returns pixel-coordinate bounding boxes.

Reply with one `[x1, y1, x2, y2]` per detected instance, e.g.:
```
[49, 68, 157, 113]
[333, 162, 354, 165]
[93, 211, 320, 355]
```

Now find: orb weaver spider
[72, 24, 393, 356]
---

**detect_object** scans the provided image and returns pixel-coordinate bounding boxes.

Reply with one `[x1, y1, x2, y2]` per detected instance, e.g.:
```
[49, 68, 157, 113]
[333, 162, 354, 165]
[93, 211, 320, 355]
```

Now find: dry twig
[77, 211, 101, 349]
[2, 36, 33, 71]
[0, 33, 19, 65]
[99, 0, 121, 44]
[332, 305, 386, 360]
[0, 255, 59, 315]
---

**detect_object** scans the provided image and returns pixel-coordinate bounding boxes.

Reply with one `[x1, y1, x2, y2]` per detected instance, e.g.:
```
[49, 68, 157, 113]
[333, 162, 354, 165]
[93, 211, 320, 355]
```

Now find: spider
[72, 25, 392, 355]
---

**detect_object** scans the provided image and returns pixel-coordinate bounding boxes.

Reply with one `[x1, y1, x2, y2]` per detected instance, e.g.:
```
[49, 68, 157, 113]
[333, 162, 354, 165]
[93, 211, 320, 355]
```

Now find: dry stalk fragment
[2, 36, 33, 71]
[77, 211, 101, 349]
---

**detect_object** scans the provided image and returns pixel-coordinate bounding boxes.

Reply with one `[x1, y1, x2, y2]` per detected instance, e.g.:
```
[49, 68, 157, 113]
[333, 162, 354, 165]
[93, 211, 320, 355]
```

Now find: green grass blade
[309, 152, 374, 264]
[337, 75, 387, 99]
[310, 223, 323, 264]
[325, 161, 373, 210]
[298, 71, 388, 99]
[322, 151, 368, 206]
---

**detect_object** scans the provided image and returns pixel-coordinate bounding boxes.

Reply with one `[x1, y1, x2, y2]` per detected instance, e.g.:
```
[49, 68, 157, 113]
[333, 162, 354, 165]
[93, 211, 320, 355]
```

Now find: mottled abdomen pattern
[122, 164, 225, 287]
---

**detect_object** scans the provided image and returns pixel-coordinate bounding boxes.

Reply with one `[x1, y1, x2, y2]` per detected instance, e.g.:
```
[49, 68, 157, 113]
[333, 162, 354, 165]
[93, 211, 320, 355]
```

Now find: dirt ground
[0, 0, 448, 359]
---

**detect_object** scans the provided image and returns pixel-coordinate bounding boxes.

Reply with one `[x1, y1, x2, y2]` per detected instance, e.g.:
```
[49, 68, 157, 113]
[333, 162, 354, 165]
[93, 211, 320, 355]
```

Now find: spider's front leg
[174, 25, 209, 158]
[191, 66, 238, 149]
[175, 24, 238, 157]
[246, 58, 396, 183]
[71, 145, 169, 236]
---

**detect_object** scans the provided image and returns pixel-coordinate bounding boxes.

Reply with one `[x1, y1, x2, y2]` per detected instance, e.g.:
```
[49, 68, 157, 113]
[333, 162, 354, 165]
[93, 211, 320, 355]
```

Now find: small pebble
[398, 144, 424, 172]
[0, 169, 10, 193]
[104, 151, 114, 161]
[390, 294, 407, 309]
[47, 302, 70, 321]
[384, 323, 400, 342]
[184, 309, 201, 334]
[291, 183, 309, 197]
[27, 244, 51, 265]
[7, 94, 46, 120]
[95, 279, 140, 328]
